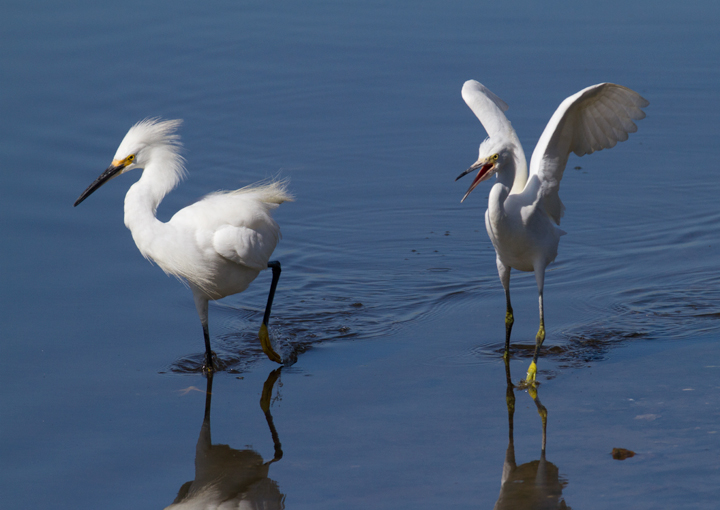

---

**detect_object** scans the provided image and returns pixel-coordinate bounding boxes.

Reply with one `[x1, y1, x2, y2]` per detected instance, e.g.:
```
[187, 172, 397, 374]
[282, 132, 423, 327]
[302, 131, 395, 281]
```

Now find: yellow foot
[259, 324, 283, 363]
[526, 361, 537, 383]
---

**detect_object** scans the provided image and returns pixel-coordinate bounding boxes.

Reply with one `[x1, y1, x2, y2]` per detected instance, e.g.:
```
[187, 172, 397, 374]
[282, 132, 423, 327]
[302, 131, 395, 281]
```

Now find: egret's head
[455, 139, 513, 203]
[73, 119, 183, 207]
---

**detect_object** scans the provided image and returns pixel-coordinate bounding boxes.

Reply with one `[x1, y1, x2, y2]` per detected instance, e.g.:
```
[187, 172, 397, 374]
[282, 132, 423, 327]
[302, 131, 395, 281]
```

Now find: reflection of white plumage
[74, 119, 293, 369]
[495, 359, 567, 510]
[456, 81, 648, 383]
[165, 370, 284, 509]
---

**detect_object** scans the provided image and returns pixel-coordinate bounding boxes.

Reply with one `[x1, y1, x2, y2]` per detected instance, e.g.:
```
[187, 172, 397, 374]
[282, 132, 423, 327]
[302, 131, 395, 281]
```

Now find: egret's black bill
[455, 160, 485, 182]
[73, 164, 124, 207]
[455, 167, 473, 181]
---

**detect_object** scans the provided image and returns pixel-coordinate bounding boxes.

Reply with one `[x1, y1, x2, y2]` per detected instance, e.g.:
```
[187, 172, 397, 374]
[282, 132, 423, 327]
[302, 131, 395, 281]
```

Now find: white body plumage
[457, 81, 648, 383]
[74, 118, 292, 368]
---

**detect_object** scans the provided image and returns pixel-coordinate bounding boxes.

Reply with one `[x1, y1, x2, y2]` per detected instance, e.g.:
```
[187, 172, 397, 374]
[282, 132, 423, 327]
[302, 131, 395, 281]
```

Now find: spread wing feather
[528, 83, 648, 224]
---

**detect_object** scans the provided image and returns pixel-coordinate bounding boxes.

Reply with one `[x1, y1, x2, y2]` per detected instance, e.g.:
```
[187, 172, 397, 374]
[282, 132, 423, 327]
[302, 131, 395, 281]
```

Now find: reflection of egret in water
[494, 360, 571, 510]
[165, 369, 285, 509]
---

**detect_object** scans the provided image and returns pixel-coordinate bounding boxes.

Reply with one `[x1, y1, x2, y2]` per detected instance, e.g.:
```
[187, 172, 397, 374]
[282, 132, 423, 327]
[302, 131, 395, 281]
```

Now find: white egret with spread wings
[456, 81, 648, 383]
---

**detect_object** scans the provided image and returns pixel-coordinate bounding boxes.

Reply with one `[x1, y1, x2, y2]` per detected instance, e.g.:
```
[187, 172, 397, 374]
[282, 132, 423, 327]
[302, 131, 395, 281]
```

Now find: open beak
[455, 159, 495, 203]
[73, 161, 127, 207]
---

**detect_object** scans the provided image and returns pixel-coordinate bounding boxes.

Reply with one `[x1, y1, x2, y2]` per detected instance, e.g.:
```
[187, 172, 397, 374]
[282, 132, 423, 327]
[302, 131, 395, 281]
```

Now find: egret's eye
[492, 154, 499, 161]
[127, 154, 135, 162]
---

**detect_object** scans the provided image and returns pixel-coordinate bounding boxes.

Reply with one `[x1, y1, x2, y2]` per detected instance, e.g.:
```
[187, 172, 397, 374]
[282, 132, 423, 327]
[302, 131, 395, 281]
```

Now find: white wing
[528, 83, 649, 224]
[462, 80, 512, 139]
[169, 189, 283, 274]
[213, 224, 278, 271]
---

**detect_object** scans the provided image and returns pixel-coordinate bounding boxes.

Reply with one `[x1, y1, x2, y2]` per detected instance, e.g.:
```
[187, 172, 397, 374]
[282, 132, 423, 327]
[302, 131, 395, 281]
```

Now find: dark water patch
[166, 271, 490, 373]
[555, 328, 649, 367]
[559, 271, 720, 352]
[424, 325, 649, 379]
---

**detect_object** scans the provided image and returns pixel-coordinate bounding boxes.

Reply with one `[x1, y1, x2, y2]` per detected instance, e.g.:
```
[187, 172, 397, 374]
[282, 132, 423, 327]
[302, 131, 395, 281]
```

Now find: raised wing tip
[603, 82, 650, 109]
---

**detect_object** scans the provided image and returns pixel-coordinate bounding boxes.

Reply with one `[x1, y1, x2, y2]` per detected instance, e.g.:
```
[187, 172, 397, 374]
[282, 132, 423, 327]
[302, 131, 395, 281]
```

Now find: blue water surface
[1, 1, 720, 508]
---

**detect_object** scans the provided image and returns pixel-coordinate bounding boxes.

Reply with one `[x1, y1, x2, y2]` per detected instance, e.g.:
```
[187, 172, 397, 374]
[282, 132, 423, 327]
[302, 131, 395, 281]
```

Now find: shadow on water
[494, 359, 570, 510]
[167, 261, 720, 376]
[483, 273, 720, 380]
[166, 252, 487, 374]
[487, 329, 648, 382]
[165, 369, 285, 509]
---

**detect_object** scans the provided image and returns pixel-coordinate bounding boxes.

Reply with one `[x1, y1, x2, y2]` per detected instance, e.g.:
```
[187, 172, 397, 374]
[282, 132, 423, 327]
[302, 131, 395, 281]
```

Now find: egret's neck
[507, 136, 528, 195]
[488, 182, 511, 219]
[123, 160, 177, 258]
[496, 163, 517, 191]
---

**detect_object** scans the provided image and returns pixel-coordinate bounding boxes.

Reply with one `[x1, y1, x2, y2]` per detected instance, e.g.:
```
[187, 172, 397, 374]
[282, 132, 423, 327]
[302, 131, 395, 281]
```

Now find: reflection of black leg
[503, 355, 517, 470]
[504, 356, 515, 435]
[204, 370, 214, 423]
[260, 368, 284, 463]
[504, 350, 514, 388]
[528, 385, 548, 454]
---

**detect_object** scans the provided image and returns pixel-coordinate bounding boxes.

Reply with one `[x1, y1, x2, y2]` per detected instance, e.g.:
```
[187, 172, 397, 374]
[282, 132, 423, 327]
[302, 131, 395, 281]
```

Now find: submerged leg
[193, 293, 215, 372]
[497, 258, 514, 359]
[526, 266, 546, 383]
[258, 261, 283, 363]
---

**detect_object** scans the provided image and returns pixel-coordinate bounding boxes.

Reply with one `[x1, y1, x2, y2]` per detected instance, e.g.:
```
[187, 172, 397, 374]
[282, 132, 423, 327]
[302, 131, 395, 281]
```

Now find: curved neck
[123, 162, 174, 258]
[497, 160, 517, 191]
[507, 135, 528, 194]
[488, 182, 511, 220]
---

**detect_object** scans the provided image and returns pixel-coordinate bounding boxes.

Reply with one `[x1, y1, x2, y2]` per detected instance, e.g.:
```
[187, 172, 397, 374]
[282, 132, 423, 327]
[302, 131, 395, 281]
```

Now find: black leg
[259, 261, 283, 363]
[263, 261, 282, 326]
[498, 260, 513, 360]
[202, 322, 214, 372]
[504, 290, 514, 358]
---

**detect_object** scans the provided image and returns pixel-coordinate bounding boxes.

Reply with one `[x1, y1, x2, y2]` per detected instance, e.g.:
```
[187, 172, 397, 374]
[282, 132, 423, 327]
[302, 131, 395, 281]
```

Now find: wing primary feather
[529, 82, 648, 224]
[598, 95, 635, 135]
